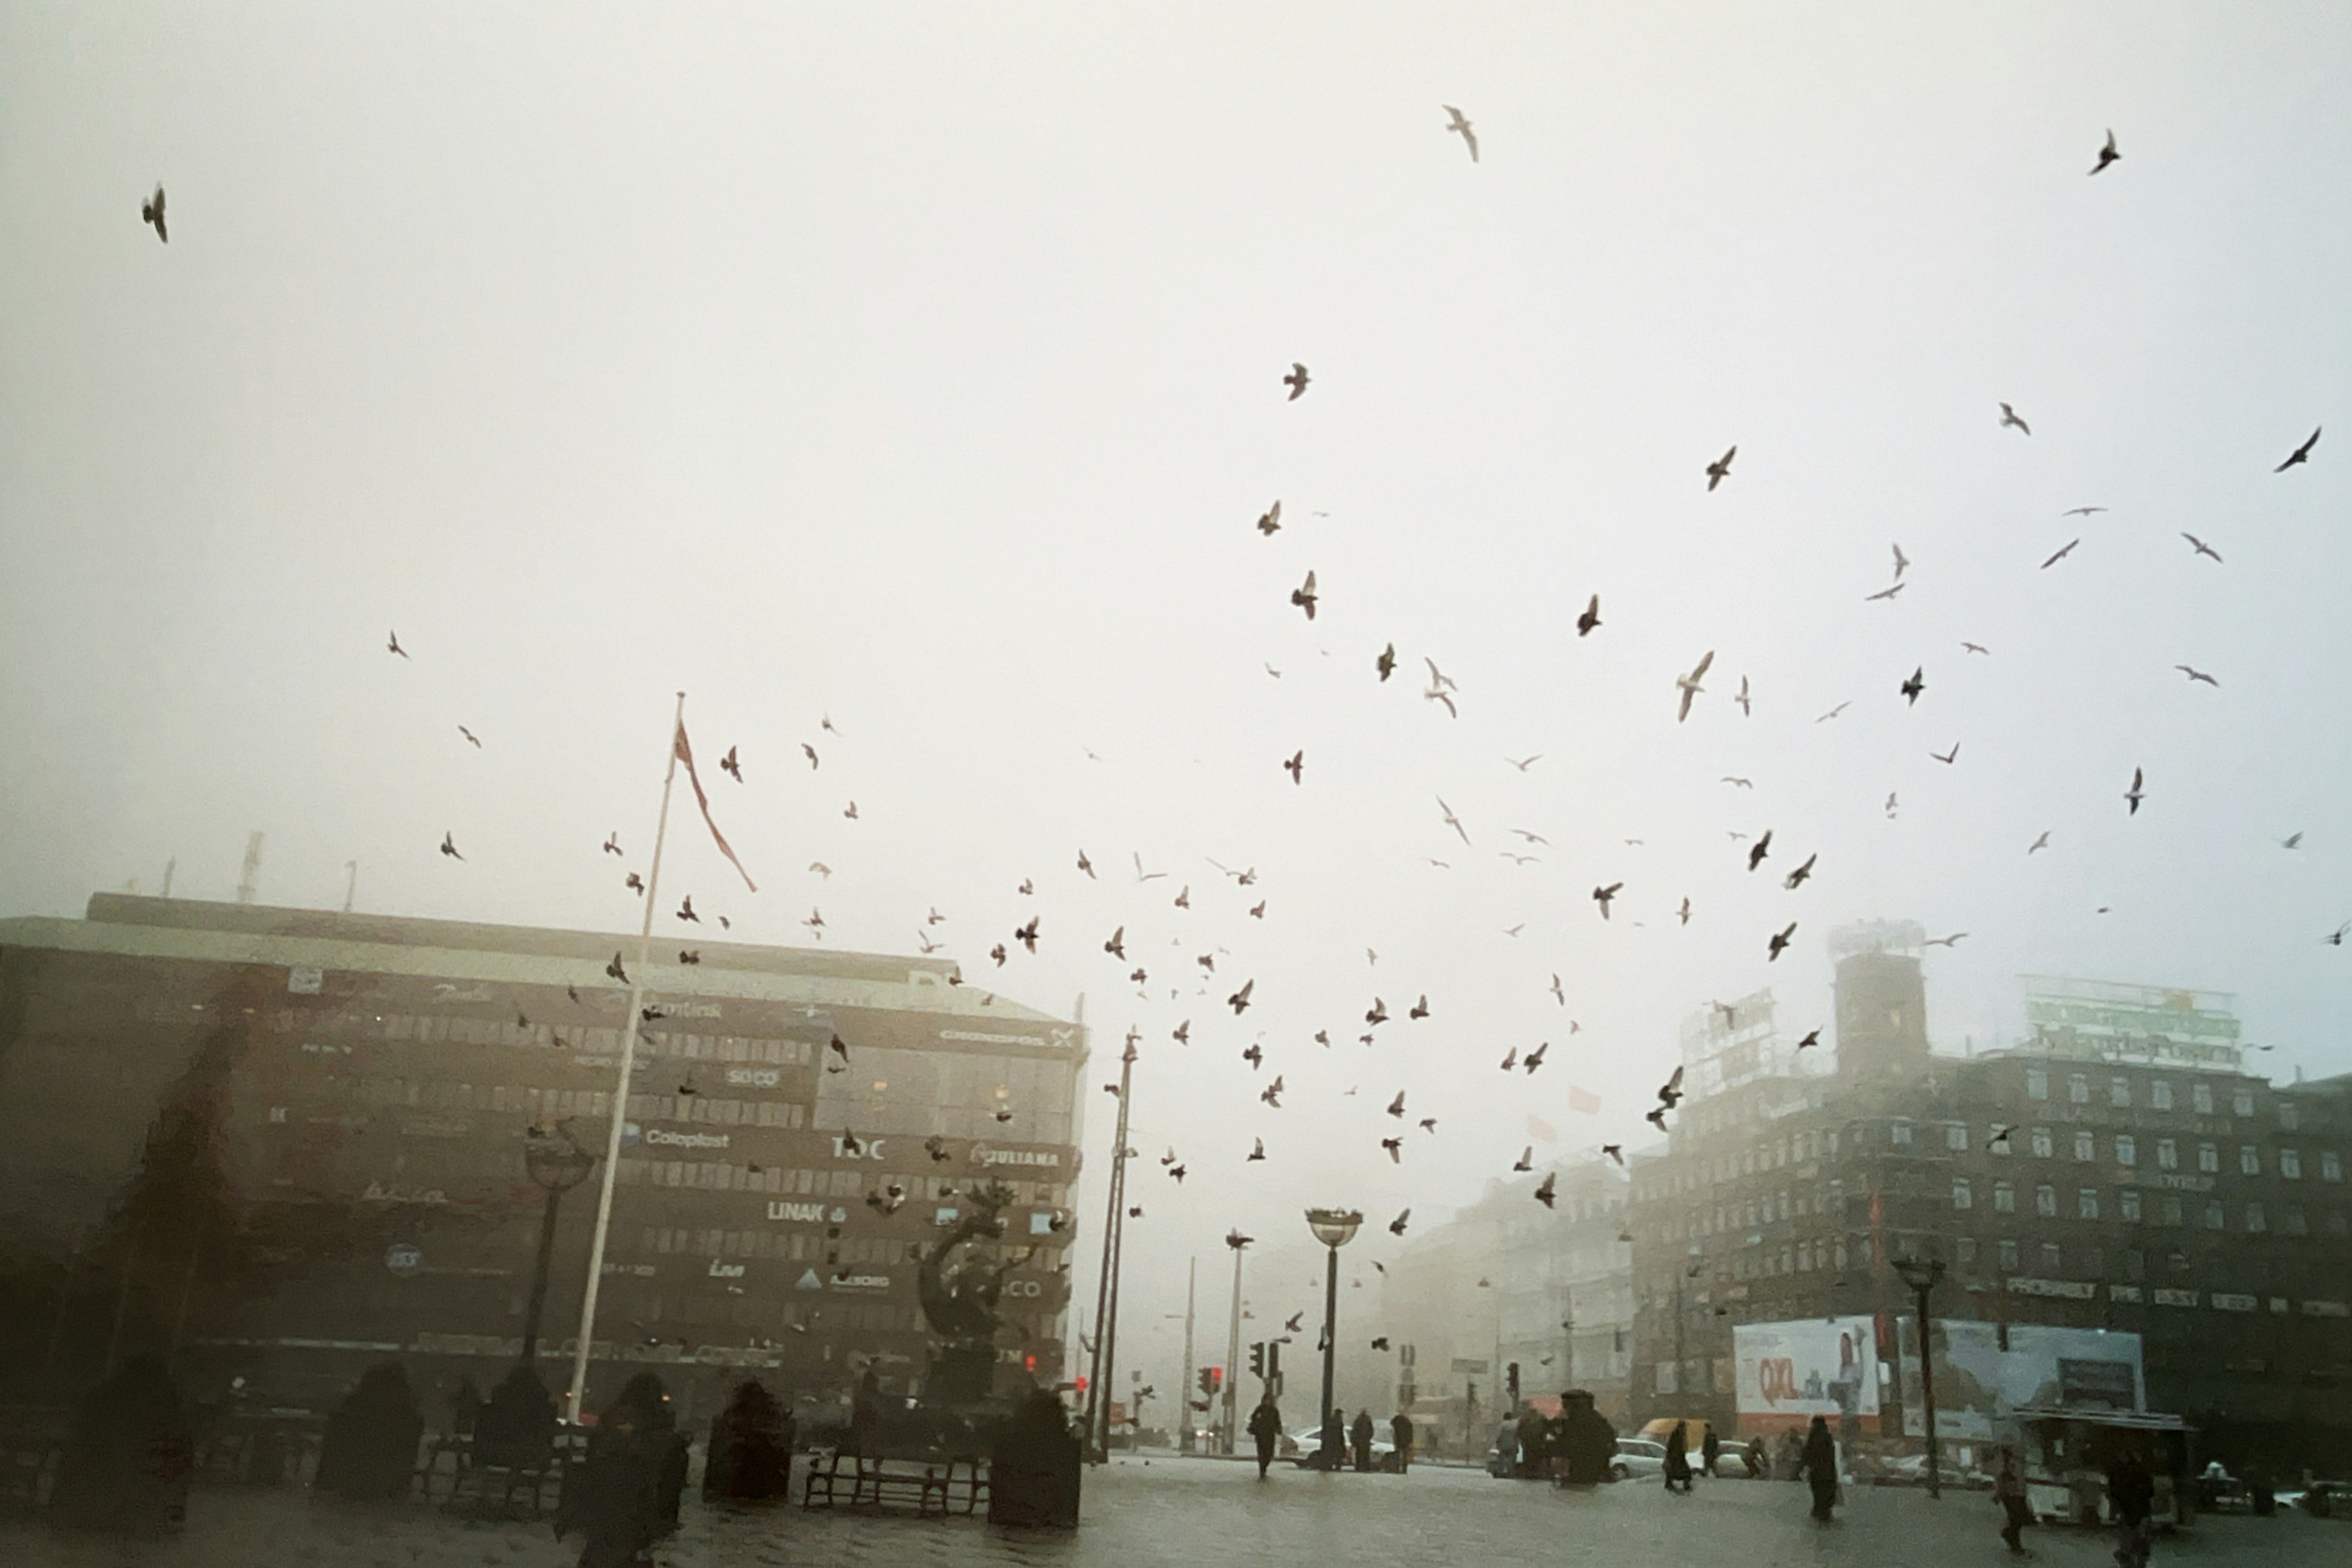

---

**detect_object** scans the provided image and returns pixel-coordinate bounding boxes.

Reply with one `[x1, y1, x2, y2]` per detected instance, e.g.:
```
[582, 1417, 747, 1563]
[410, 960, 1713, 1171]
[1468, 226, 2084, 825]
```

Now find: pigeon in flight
[141, 184, 168, 242]
[1381, 1137, 1403, 1164]
[1601, 1144, 1624, 1166]
[801, 742, 819, 769]
[2282, 832, 2304, 850]
[2175, 665, 2219, 687]
[1104, 926, 1125, 960]
[2041, 538, 2079, 569]
[2331, 924, 2351, 947]
[1513, 1147, 1534, 1172]
[1523, 1041, 1549, 1074]
[1705, 447, 1736, 491]
[1795, 1030, 1820, 1051]
[2125, 766, 2145, 815]
[386, 629, 409, 658]
[1257, 500, 1282, 535]
[1901, 668, 1925, 705]
[1437, 797, 1470, 845]
[989, 944, 1007, 967]
[1931, 744, 1960, 764]
[606, 952, 628, 982]
[1736, 675, 1752, 717]
[1999, 402, 2032, 435]
[1576, 594, 1602, 637]
[1077, 849, 1095, 878]
[1284, 363, 1311, 401]
[1676, 650, 1716, 722]
[2090, 128, 2120, 175]
[1410, 995, 1430, 1020]
[1549, 974, 1565, 1006]
[1768, 922, 1797, 962]
[1261, 1076, 1284, 1107]
[2027, 831, 2051, 854]
[1678, 897, 1693, 926]
[2181, 533, 2223, 562]
[843, 801, 859, 819]
[1228, 979, 1254, 1014]
[1499, 1047, 1518, 1071]
[720, 746, 742, 782]
[1386, 1090, 1407, 1118]
[1367, 998, 1390, 1027]
[439, 832, 463, 861]
[1593, 883, 1622, 919]
[1442, 104, 1478, 162]
[678, 895, 699, 923]
[1532, 1173, 1556, 1208]
[459, 726, 481, 748]
[1892, 542, 1910, 578]
[2275, 428, 2321, 472]
[1377, 644, 1396, 682]
[603, 832, 622, 856]
[1747, 831, 1773, 871]
[1014, 918, 1039, 954]
[1291, 571, 1318, 620]
[1783, 853, 1817, 889]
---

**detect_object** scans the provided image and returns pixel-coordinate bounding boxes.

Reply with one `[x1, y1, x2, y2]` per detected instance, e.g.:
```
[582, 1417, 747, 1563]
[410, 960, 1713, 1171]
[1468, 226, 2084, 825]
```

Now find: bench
[801, 1449, 986, 1516]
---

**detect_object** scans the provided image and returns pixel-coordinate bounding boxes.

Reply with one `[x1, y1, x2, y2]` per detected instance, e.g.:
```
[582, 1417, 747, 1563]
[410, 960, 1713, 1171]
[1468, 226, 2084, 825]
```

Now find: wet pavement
[3, 1459, 2342, 1568]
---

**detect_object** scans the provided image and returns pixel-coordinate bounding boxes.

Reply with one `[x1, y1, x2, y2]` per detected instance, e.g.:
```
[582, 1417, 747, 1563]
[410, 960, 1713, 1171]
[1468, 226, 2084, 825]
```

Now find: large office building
[0, 894, 1087, 1415]
[1626, 921, 2352, 1468]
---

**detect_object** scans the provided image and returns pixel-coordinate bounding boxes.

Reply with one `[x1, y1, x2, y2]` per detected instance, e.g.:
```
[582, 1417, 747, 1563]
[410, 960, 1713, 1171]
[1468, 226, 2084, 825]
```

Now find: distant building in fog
[0, 894, 1085, 1412]
[1628, 919, 2352, 1471]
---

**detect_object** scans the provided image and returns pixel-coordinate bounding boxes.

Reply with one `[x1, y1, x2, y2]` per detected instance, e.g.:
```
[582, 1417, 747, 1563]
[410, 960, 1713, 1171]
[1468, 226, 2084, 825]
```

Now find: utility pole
[342, 861, 358, 913]
[1894, 1256, 1947, 1499]
[1223, 1229, 1252, 1454]
[1084, 1032, 1137, 1461]
[1178, 1257, 1197, 1453]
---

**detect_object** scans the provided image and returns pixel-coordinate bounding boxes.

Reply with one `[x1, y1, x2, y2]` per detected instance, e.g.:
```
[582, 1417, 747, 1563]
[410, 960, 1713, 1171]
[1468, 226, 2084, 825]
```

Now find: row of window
[615, 1159, 1068, 1210]
[2021, 1068, 2292, 1125]
[291, 1009, 827, 1066]
[1954, 1179, 2339, 1235]
[636, 1226, 923, 1265]
[1967, 1128, 2340, 1180]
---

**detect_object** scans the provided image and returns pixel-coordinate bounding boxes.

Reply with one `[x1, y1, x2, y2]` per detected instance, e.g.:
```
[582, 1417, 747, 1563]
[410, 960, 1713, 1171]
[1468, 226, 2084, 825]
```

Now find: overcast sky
[5, 6, 2350, 1370]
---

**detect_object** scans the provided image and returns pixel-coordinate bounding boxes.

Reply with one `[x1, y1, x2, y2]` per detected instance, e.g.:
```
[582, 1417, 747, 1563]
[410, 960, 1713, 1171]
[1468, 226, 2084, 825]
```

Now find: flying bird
[1783, 853, 1817, 889]
[1377, 643, 1396, 682]
[1389, 1208, 1411, 1238]
[439, 832, 462, 861]
[719, 746, 742, 782]
[1423, 685, 1457, 718]
[2125, 767, 2145, 815]
[1523, 1042, 1548, 1073]
[2275, 427, 2321, 472]
[1721, 777, 1753, 789]
[1795, 1030, 1820, 1052]
[1385, 1090, 1406, 1118]
[1892, 542, 1910, 578]
[601, 832, 622, 856]
[677, 895, 699, 923]
[1104, 926, 1125, 960]
[1678, 897, 1692, 926]
[1014, 918, 1039, 954]
[1601, 1145, 1624, 1166]
[2089, 128, 2120, 175]
[2181, 533, 2223, 562]
[606, 953, 628, 982]
[1508, 828, 1550, 845]
[1817, 701, 1851, 723]
[1575, 594, 1602, 638]
[1592, 883, 1622, 919]
[1437, 797, 1470, 845]
[1283, 363, 1310, 401]
[458, 726, 481, 748]
[1499, 1047, 1517, 1071]
[1227, 979, 1254, 1014]
[1260, 1076, 1284, 1107]
[1767, 922, 1797, 962]
[1506, 755, 1543, 773]
[1705, 446, 1736, 491]
[2064, 507, 2108, 518]
[1736, 676, 1752, 717]
[1962, 642, 1991, 655]
[1999, 402, 2032, 435]
[1381, 1138, 1403, 1164]
[1900, 668, 1925, 705]
[2282, 832, 2303, 850]
[1923, 932, 1968, 948]
[2175, 665, 2218, 687]
[1291, 571, 1318, 620]
[1657, 1066, 1685, 1107]
[1865, 582, 1905, 603]
[386, 629, 408, 658]
[141, 184, 167, 242]
[2041, 538, 2079, 569]
[1513, 1147, 1534, 1172]
[1548, 974, 1564, 1006]
[1675, 650, 1716, 722]
[1442, 104, 1478, 162]
[1747, 831, 1773, 871]
[1409, 995, 1430, 1020]
[801, 742, 819, 769]
[1257, 500, 1283, 535]
[1931, 744, 1960, 765]
[1532, 1174, 1556, 1208]
[1366, 998, 1389, 1027]
[1133, 853, 1167, 883]
[2027, 831, 2051, 854]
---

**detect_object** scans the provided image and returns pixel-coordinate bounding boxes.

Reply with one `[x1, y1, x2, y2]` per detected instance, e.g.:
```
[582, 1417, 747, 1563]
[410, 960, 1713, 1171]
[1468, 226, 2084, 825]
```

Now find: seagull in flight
[1442, 105, 1478, 162]
[2181, 533, 2223, 562]
[1509, 828, 1550, 845]
[2089, 127, 2120, 175]
[2125, 766, 2146, 816]
[2064, 506, 2108, 518]
[386, 630, 409, 658]
[2041, 538, 2079, 568]
[1962, 641, 1991, 655]
[1999, 402, 2032, 435]
[1721, 777, 1753, 789]
[1736, 675, 1752, 716]
[1423, 657, 1457, 692]
[2275, 427, 2321, 472]
[1506, 754, 1542, 772]
[1865, 582, 1905, 602]
[1134, 853, 1167, 883]
[1817, 701, 1850, 723]
[2174, 665, 2219, 687]
[1892, 542, 1910, 578]
[1593, 883, 1623, 919]
[458, 726, 481, 748]
[1436, 797, 1470, 845]
[1923, 932, 1968, 948]
[1931, 744, 1960, 765]
[1676, 650, 1715, 722]
[1548, 974, 1565, 1006]
[2027, 831, 2051, 854]
[1705, 446, 1736, 491]
[1284, 363, 1311, 401]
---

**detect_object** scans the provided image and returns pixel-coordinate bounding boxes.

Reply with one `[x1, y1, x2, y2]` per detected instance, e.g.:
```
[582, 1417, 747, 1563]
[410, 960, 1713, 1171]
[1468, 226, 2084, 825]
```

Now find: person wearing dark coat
[1390, 1412, 1414, 1473]
[314, 1361, 425, 1501]
[1799, 1416, 1839, 1521]
[554, 1400, 664, 1568]
[2108, 1449, 2156, 1568]
[1995, 1445, 2034, 1554]
[1319, 1408, 1346, 1471]
[48, 1356, 194, 1534]
[988, 1389, 1083, 1527]
[1561, 1390, 1616, 1484]
[474, 1363, 558, 1472]
[1702, 1426, 1721, 1480]
[1247, 1393, 1284, 1479]
[703, 1379, 793, 1502]
[1351, 1409, 1375, 1473]
[1515, 1405, 1547, 1480]
[1662, 1420, 1695, 1494]
[609, 1372, 687, 1532]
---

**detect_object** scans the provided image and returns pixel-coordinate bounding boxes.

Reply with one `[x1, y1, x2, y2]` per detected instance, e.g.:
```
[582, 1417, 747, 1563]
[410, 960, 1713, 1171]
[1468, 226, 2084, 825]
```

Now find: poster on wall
[1733, 1317, 1882, 1431]
[1892, 1319, 2145, 1440]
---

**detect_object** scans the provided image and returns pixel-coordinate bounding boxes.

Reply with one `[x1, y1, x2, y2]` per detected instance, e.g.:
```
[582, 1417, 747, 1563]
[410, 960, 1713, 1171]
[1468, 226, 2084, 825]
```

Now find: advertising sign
[1892, 1320, 2144, 1440]
[1733, 1317, 1881, 1430]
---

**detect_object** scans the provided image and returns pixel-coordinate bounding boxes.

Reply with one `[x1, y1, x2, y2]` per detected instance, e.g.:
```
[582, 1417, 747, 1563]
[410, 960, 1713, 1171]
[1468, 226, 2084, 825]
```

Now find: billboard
[1893, 1320, 2144, 1441]
[1733, 1317, 1882, 1430]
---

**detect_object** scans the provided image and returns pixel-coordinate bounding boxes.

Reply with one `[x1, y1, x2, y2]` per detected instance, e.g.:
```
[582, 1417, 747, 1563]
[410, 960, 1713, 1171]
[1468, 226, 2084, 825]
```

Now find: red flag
[1526, 1112, 1558, 1144]
[674, 722, 757, 892]
[1568, 1085, 1602, 1115]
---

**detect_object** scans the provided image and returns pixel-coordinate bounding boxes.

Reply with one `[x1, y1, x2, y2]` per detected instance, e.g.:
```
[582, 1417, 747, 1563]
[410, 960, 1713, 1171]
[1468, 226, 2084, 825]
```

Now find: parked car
[1289, 1426, 1392, 1468]
[1613, 1437, 1668, 1482]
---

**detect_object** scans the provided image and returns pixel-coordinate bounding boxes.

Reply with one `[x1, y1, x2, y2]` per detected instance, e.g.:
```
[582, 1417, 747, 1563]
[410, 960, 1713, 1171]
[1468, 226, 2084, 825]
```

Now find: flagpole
[567, 690, 686, 1423]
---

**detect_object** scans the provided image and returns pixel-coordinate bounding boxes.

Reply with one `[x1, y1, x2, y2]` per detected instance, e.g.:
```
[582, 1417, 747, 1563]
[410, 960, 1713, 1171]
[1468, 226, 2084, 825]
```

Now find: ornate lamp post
[520, 1123, 598, 1370]
[1305, 1208, 1363, 1438]
[1893, 1254, 1947, 1499]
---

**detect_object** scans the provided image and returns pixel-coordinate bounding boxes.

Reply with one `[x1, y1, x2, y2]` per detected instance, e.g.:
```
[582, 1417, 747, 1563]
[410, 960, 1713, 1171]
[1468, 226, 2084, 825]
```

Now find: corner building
[1627, 921, 2352, 1469]
[0, 895, 1085, 1413]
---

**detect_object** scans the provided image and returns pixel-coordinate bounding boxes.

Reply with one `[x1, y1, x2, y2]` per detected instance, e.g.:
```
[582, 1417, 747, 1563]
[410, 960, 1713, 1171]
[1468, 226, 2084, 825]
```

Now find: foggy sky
[4, 5, 2350, 1385]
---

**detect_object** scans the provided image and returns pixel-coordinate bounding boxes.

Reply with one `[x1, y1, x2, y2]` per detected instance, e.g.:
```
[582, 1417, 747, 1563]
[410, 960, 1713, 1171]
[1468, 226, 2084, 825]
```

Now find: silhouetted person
[1663, 1420, 1694, 1494]
[703, 1379, 792, 1502]
[1995, 1445, 2034, 1554]
[1702, 1425, 1721, 1479]
[448, 1374, 485, 1437]
[554, 1398, 663, 1568]
[1350, 1409, 1374, 1472]
[50, 1356, 193, 1534]
[315, 1361, 424, 1501]
[1247, 1392, 1284, 1479]
[848, 1366, 883, 1457]
[609, 1373, 687, 1532]
[2108, 1449, 2155, 1568]
[1319, 1407, 1344, 1471]
[1515, 1404, 1546, 1480]
[475, 1363, 557, 1472]
[988, 1389, 1082, 1527]
[1561, 1389, 1616, 1485]
[1800, 1415, 1839, 1521]
[1390, 1411, 1414, 1472]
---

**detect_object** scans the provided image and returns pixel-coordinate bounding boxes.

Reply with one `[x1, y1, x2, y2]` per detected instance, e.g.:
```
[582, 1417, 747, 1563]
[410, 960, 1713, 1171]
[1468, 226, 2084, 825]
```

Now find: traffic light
[1074, 1376, 1088, 1394]
[1249, 1342, 1266, 1379]
[1197, 1365, 1223, 1398]
[1506, 1362, 1521, 1404]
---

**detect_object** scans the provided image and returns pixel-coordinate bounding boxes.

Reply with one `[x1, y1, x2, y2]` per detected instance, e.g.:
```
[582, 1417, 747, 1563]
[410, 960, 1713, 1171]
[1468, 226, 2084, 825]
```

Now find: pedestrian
[1515, 1403, 1547, 1480]
[1351, 1409, 1375, 1473]
[1742, 1438, 1762, 1479]
[2108, 1449, 2155, 1568]
[553, 1397, 664, 1568]
[703, 1379, 792, 1502]
[1390, 1410, 1414, 1472]
[987, 1389, 1082, 1527]
[1702, 1425, 1721, 1480]
[314, 1361, 424, 1501]
[1994, 1445, 2034, 1555]
[1247, 1392, 1284, 1479]
[1799, 1415, 1839, 1522]
[1542, 1405, 1570, 1483]
[848, 1366, 883, 1457]
[1319, 1406, 1346, 1471]
[1663, 1420, 1695, 1494]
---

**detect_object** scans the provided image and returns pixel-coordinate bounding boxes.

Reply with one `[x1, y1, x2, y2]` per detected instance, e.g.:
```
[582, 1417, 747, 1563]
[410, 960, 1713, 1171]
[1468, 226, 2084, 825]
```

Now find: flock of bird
[130, 97, 2334, 1369]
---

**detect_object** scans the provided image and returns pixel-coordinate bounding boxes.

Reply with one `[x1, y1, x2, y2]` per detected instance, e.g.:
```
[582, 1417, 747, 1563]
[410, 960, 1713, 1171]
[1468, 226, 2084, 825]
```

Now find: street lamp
[1893, 1254, 1947, 1499]
[1305, 1207, 1362, 1443]
[520, 1122, 598, 1370]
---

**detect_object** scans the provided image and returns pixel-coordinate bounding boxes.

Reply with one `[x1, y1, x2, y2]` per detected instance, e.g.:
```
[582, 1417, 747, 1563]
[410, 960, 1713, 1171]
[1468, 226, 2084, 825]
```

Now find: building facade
[0, 894, 1086, 1416]
[1627, 922, 2352, 1469]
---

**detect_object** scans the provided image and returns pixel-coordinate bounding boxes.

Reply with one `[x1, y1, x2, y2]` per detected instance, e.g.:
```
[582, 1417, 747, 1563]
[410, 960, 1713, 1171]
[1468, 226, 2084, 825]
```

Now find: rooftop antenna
[343, 861, 358, 913]
[235, 832, 264, 904]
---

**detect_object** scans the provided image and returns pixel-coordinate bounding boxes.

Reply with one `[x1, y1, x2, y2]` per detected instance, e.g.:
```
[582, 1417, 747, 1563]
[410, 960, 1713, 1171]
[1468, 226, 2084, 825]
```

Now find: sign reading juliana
[970, 1145, 1062, 1169]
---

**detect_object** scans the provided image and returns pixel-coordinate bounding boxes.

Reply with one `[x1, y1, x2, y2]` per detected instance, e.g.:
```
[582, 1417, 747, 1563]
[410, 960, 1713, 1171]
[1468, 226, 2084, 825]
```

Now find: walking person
[1662, 1420, 1695, 1495]
[552, 1397, 663, 1568]
[2108, 1449, 2155, 1568]
[1246, 1392, 1284, 1480]
[1798, 1416, 1839, 1523]
[1350, 1409, 1374, 1473]
[1319, 1407, 1346, 1471]
[1995, 1445, 2035, 1555]
[1390, 1411, 1414, 1473]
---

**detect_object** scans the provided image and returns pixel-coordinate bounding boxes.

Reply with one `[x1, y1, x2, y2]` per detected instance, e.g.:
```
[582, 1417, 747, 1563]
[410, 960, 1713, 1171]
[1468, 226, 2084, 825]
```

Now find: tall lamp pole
[520, 1123, 598, 1370]
[1894, 1256, 1947, 1499]
[1222, 1229, 1253, 1454]
[1305, 1209, 1363, 1438]
[1085, 1033, 1138, 1462]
